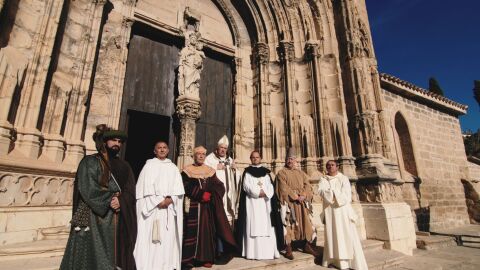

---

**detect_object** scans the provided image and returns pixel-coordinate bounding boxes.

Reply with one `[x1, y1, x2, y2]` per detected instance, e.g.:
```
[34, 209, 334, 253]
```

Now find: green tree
[428, 77, 444, 96]
[474, 80, 480, 108]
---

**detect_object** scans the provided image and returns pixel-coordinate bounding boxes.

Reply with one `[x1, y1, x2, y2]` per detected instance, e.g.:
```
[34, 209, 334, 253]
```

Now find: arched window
[394, 113, 418, 176]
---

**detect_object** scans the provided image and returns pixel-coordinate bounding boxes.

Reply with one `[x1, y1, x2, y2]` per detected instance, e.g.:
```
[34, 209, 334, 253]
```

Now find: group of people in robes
[60, 125, 368, 270]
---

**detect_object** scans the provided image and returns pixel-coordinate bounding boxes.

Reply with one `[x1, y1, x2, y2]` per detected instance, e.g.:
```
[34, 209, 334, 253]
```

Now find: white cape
[205, 153, 240, 222]
[318, 172, 368, 270]
[133, 158, 185, 270]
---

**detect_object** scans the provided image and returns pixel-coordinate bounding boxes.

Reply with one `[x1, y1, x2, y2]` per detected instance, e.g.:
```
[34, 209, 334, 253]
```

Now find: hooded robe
[134, 158, 184, 270]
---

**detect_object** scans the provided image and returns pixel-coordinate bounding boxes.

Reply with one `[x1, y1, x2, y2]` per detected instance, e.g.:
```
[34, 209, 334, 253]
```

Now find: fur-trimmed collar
[183, 164, 216, 179]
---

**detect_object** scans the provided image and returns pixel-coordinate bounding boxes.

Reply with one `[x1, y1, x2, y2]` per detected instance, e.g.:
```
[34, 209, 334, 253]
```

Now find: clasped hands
[158, 196, 173, 209]
[296, 194, 306, 203]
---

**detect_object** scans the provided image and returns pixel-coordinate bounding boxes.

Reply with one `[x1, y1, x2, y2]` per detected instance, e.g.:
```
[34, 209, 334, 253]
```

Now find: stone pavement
[195, 245, 480, 270]
[1, 227, 480, 270]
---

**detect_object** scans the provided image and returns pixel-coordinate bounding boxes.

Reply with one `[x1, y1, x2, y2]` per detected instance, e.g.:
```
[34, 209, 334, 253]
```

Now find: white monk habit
[205, 152, 240, 223]
[242, 167, 280, 260]
[318, 172, 368, 270]
[134, 158, 185, 270]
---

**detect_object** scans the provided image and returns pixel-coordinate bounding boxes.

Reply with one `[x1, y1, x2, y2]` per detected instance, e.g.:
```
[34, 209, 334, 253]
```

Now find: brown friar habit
[109, 156, 137, 270]
[275, 167, 314, 244]
[181, 164, 237, 266]
[235, 166, 285, 253]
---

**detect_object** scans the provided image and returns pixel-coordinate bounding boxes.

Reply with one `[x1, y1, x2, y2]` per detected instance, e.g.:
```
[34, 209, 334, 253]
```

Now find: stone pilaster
[10, 0, 66, 159]
[306, 40, 356, 178]
[85, 1, 135, 153]
[40, 0, 106, 164]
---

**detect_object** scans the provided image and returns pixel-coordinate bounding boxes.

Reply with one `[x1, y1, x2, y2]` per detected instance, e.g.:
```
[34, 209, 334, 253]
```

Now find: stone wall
[381, 76, 470, 231]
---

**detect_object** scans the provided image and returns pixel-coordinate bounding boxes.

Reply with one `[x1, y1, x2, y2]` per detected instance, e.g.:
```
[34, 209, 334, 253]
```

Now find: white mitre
[218, 135, 229, 147]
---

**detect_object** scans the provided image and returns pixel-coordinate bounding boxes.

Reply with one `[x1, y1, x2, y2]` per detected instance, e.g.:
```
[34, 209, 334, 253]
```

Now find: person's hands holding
[202, 192, 212, 202]
[259, 189, 266, 198]
[110, 196, 120, 210]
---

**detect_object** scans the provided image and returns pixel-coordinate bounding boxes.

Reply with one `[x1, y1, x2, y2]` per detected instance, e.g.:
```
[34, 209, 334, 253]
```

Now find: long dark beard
[106, 146, 120, 158]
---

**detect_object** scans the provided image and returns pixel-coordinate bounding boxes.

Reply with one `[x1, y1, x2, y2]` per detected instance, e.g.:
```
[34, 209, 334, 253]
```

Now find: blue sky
[365, 0, 480, 132]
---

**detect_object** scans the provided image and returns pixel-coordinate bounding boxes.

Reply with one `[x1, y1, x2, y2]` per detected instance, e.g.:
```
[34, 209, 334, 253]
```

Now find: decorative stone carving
[178, 31, 205, 98]
[348, 18, 371, 58]
[357, 182, 403, 203]
[305, 40, 320, 60]
[279, 40, 295, 62]
[354, 111, 381, 155]
[0, 171, 74, 207]
[175, 96, 201, 168]
[176, 98, 201, 120]
[254, 42, 269, 65]
[175, 8, 207, 168]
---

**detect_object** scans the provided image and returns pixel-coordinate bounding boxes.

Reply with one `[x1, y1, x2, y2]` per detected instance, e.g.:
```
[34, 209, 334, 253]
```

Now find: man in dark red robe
[181, 146, 236, 269]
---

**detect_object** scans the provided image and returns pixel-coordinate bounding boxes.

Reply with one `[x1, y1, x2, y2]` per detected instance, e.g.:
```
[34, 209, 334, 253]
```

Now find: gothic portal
[0, 0, 476, 258]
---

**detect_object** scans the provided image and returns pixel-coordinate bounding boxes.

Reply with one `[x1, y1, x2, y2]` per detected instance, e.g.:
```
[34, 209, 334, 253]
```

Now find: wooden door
[196, 52, 234, 154]
[120, 24, 180, 177]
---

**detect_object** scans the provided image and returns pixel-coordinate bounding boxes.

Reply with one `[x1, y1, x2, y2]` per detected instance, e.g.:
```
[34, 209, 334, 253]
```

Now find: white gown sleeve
[318, 178, 335, 205]
[332, 176, 352, 207]
[264, 175, 274, 199]
[243, 173, 261, 198]
[140, 195, 163, 217]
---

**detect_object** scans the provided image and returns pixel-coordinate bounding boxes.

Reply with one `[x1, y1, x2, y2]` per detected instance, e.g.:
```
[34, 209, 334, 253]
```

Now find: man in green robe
[60, 124, 136, 270]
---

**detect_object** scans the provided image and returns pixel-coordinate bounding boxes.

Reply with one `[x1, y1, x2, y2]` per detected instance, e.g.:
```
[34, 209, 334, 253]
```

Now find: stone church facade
[0, 0, 478, 257]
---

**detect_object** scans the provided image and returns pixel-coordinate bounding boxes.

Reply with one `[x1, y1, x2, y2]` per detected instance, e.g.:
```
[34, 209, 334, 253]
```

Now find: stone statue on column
[176, 9, 205, 168]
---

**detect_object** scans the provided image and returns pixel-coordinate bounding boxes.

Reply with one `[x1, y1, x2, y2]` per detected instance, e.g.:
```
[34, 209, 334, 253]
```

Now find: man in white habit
[318, 160, 368, 270]
[134, 141, 185, 270]
[205, 135, 240, 225]
[236, 150, 281, 260]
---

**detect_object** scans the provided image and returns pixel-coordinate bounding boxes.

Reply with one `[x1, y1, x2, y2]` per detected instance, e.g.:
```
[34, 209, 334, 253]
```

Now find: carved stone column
[332, 0, 398, 180]
[331, 1, 414, 255]
[175, 22, 205, 168]
[253, 42, 270, 160]
[176, 97, 201, 168]
[278, 40, 300, 153]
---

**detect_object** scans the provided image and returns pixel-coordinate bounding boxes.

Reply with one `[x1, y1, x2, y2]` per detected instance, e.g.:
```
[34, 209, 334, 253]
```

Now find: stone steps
[366, 248, 405, 270]
[0, 239, 404, 270]
[202, 251, 317, 270]
[416, 234, 456, 250]
[0, 238, 67, 262]
[2, 256, 62, 270]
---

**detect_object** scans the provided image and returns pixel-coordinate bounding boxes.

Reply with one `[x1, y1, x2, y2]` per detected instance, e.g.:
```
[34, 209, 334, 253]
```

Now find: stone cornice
[380, 73, 468, 116]
[0, 157, 77, 177]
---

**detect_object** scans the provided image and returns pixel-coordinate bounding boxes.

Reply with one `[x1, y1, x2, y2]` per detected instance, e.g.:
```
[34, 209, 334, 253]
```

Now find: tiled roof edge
[380, 73, 468, 114]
